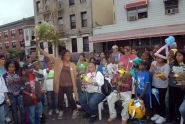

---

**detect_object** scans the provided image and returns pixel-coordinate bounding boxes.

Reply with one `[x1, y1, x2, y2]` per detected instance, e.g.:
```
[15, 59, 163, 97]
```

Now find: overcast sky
[0, 0, 34, 25]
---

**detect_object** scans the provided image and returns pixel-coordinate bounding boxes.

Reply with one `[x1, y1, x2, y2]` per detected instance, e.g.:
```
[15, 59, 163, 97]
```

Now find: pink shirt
[120, 54, 137, 71]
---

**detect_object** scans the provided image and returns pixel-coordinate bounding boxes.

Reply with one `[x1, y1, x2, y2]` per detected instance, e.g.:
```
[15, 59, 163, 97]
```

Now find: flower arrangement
[114, 68, 131, 92]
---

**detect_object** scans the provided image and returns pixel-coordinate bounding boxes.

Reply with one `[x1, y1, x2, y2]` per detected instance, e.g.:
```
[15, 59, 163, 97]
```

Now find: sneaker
[72, 110, 79, 119]
[55, 109, 59, 114]
[155, 116, 166, 124]
[151, 114, 160, 121]
[48, 110, 53, 116]
[58, 111, 63, 120]
[89, 115, 97, 123]
[5, 117, 11, 123]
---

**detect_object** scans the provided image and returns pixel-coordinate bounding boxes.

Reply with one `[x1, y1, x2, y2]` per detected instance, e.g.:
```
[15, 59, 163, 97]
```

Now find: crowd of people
[0, 44, 184, 124]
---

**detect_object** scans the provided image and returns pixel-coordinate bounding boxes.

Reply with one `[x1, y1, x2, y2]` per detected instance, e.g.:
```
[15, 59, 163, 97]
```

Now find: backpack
[101, 78, 112, 96]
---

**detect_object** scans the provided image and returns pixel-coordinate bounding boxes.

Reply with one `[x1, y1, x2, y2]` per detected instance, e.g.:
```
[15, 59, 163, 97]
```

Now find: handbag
[101, 78, 112, 96]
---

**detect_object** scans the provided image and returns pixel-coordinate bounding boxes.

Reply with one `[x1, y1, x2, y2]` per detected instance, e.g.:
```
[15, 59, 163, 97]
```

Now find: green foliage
[6, 48, 25, 58]
[35, 23, 59, 44]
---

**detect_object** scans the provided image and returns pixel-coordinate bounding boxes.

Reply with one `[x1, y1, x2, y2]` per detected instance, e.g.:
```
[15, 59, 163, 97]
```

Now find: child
[43, 61, 59, 115]
[135, 61, 151, 118]
[150, 54, 170, 124]
[23, 60, 44, 124]
[3, 60, 24, 124]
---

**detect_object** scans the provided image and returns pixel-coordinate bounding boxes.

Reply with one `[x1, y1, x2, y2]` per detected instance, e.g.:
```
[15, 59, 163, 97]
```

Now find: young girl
[168, 50, 185, 123]
[150, 53, 170, 124]
[3, 60, 24, 124]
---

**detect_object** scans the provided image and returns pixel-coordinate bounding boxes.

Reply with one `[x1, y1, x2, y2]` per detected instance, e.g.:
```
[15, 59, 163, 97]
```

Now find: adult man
[112, 45, 121, 63]
[107, 61, 132, 124]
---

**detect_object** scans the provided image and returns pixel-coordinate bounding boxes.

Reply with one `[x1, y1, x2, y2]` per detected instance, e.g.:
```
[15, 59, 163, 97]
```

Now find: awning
[124, 0, 149, 9]
[90, 24, 185, 43]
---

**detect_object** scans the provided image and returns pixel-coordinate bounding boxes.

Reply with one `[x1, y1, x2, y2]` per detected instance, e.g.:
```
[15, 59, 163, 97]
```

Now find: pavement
[45, 108, 156, 124]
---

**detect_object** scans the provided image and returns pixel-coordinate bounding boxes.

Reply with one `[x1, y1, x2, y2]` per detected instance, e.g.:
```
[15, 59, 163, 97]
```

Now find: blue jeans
[80, 91, 105, 116]
[28, 102, 42, 124]
[9, 94, 24, 124]
[47, 91, 58, 110]
[0, 104, 5, 124]
[179, 99, 185, 121]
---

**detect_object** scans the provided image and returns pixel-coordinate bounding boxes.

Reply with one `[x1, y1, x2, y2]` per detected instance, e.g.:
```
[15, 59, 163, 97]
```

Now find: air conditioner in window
[128, 16, 137, 21]
[166, 8, 178, 14]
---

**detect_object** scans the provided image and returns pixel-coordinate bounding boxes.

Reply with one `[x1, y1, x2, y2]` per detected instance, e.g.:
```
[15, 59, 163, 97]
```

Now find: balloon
[155, 36, 176, 60]
[128, 99, 146, 119]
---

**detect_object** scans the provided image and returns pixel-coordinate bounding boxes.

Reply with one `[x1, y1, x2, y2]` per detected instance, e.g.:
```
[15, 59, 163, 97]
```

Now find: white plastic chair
[98, 98, 107, 120]
[180, 116, 184, 124]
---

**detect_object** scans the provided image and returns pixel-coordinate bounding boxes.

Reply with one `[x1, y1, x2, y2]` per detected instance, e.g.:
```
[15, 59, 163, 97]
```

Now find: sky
[0, 0, 34, 26]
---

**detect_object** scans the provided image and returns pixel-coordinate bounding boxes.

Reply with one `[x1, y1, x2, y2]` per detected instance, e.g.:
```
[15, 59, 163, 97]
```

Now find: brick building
[0, 17, 35, 53]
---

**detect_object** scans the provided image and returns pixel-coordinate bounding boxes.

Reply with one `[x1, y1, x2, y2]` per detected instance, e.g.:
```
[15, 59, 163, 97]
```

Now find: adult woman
[80, 63, 105, 123]
[150, 53, 170, 124]
[40, 49, 79, 119]
[120, 46, 137, 71]
[168, 50, 185, 123]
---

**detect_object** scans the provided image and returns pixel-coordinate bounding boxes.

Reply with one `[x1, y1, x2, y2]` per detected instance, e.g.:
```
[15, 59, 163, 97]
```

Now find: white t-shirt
[0, 76, 8, 104]
[43, 69, 54, 91]
[85, 71, 104, 93]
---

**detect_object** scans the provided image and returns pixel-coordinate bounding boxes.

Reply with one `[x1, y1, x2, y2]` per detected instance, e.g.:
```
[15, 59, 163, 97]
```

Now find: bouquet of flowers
[114, 68, 131, 92]
[80, 74, 90, 91]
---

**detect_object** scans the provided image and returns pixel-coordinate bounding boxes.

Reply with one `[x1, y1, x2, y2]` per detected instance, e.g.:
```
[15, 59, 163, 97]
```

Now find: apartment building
[33, 0, 114, 54]
[90, 0, 185, 52]
[0, 17, 35, 53]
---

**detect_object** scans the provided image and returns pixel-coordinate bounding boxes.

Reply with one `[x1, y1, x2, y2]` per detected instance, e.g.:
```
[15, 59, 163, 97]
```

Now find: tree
[35, 22, 60, 56]
[6, 48, 25, 60]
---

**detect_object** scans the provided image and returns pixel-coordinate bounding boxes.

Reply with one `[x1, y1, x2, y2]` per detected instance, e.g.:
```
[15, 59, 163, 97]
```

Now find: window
[80, 0, 86, 3]
[0, 33, 1, 42]
[58, 10, 63, 25]
[69, 0, 75, 6]
[48, 42, 53, 54]
[11, 30, 16, 40]
[44, 14, 50, 22]
[12, 42, 16, 48]
[4, 31, 8, 41]
[164, 0, 179, 15]
[81, 11, 88, 27]
[36, 1, 41, 13]
[5, 43, 9, 49]
[71, 38, 77, 52]
[20, 40, 25, 47]
[127, 5, 148, 21]
[70, 14, 76, 29]
[58, 17, 64, 25]
[0, 43, 3, 50]
[83, 37, 89, 52]
[19, 29, 23, 35]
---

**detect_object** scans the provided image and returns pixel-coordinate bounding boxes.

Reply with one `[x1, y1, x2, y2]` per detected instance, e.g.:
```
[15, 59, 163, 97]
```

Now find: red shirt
[118, 74, 132, 92]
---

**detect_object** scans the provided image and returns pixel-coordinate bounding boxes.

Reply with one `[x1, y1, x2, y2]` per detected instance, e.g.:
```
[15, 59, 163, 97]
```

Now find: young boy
[135, 61, 151, 118]
[23, 60, 45, 124]
[43, 61, 59, 115]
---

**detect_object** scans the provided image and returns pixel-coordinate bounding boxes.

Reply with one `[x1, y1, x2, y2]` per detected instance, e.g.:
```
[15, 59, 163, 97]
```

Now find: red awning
[124, 0, 149, 8]
[90, 24, 185, 43]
